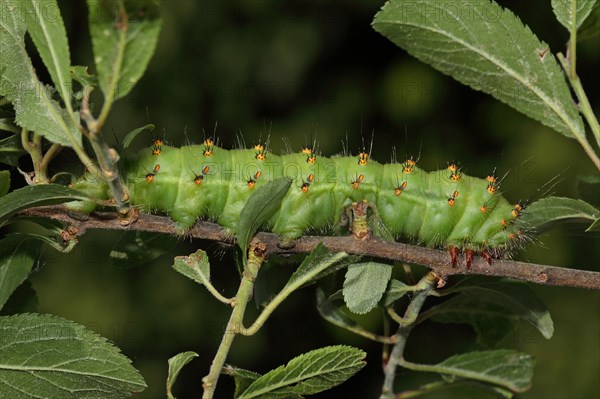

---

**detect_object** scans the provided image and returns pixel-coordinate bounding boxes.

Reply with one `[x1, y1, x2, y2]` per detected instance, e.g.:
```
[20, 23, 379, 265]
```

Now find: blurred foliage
[14, 0, 600, 398]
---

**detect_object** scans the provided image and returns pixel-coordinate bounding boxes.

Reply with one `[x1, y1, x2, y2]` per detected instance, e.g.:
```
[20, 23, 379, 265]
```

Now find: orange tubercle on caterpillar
[203, 138, 214, 157]
[486, 173, 498, 194]
[352, 174, 364, 189]
[394, 181, 407, 196]
[146, 164, 160, 183]
[512, 203, 524, 218]
[447, 190, 459, 206]
[301, 182, 310, 193]
[358, 152, 369, 166]
[255, 143, 268, 161]
[247, 179, 256, 189]
[403, 157, 416, 173]
[307, 173, 315, 183]
[450, 172, 461, 182]
[194, 175, 204, 185]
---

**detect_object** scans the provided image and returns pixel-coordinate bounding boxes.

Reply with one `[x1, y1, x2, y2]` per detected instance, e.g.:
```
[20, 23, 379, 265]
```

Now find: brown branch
[19, 205, 600, 290]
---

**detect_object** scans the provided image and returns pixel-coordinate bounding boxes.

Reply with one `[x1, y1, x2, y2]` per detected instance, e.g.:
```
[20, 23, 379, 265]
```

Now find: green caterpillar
[73, 138, 525, 267]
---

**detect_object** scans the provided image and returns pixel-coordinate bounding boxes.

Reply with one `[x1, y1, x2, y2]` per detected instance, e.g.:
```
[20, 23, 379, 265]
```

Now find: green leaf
[236, 177, 292, 256]
[0, 313, 146, 398]
[384, 379, 514, 399]
[577, 173, 600, 184]
[172, 249, 211, 287]
[317, 289, 390, 341]
[343, 262, 392, 314]
[24, 0, 73, 108]
[381, 279, 414, 307]
[0, 4, 81, 147]
[110, 231, 176, 268]
[372, 0, 585, 141]
[0, 134, 26, 166]
[551, 0, 597, 30]
[122, 124, 155, 150]
[223, 365, 264, 399]
[10, 231, 77, 253]
[167, 351, 198, 399]
[285, 243, 355, 289]
[0, 184, 89, 227]
[0, 235, 40, 311]
[225, 366, 306, 399]
[317, 290, 358, 331]
[434, 350, 534, 392]
[0, 118, 20, 133]
[237, 345, 366, 399]
[520, 196, 599, 233]
[0, 280, 38, 316]
[0, 170, 9, 197]
[587, 219, 600, 231]
[426, 278, 554, 346]
[87, 0, 162, 101]
[253, 256, 292, 308]
[578, 1, 600, 41]
[70, 65, 97, 89]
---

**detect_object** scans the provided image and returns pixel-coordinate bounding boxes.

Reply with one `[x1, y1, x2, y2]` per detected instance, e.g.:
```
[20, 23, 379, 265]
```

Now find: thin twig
[201, 243, 266, 399]
[18, 205, 600, 290]
[381, 273, 436, 399]
[80, 91, 132, 218]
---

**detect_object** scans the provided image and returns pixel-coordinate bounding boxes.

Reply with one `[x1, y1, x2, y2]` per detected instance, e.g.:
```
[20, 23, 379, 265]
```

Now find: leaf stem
[380, 272, 436, 399]
[39, 143, 63, 180]
[557, 53, 600, 169]
[204, 282, 235, 305]
[240, 251, 349, 336]
[201, 244, 266, 399]
[20, 129, 52, 184]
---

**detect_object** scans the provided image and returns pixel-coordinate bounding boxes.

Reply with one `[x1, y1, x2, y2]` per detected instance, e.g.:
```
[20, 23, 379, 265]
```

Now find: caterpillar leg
[277, 236, 298, 249]
[449, 246, 459, 268]
[481, 249, 493, 265]
[170, 209, 198, 234]
[465, 249, 475, 269]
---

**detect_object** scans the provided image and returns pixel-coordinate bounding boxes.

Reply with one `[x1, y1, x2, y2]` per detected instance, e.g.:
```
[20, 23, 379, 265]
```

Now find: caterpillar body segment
[72, 144, 522, 257]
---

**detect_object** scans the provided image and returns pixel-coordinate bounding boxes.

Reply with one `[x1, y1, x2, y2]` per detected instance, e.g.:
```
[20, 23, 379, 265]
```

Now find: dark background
[8, 0, 600, 398]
